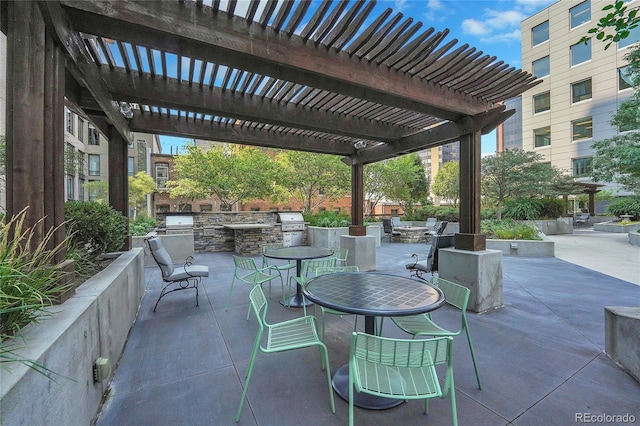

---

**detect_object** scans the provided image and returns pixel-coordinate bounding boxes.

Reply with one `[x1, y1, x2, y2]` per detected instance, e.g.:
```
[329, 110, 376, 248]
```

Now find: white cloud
[462, 18, 491, 36]
[480, 29, 522, 44]
[394, 0, 409, 11]
[515, 0, 556, 13]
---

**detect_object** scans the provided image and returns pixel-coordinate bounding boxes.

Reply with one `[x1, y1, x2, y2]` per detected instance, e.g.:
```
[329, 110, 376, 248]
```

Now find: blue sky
[159, 0, 557, 155]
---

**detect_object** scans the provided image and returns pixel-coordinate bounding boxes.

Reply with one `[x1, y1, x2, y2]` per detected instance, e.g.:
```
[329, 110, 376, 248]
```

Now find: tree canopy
[432, 161, 459, 207]
[128, 171, 156, 218]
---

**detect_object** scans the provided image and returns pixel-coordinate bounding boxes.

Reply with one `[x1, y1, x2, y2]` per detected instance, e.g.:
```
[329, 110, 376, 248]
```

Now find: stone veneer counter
[223, 223, 274, 254]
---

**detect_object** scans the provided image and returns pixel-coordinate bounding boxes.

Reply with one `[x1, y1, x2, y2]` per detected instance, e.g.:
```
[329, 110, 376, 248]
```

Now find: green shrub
[410, 205, 459, 222]
[304, 211, 351, 227]
[502, 198, 543, 220]
[65, 201, 127, 258]
[539, 198, 566, 219]
[481, 208, 498, 220]
[129, 215, 157, 236]
[606, 196, 640, 220]
[481, 219, 541, 240]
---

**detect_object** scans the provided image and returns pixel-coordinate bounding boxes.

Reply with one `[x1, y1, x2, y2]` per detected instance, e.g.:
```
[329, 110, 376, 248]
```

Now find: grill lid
[276, 212, 304, 223]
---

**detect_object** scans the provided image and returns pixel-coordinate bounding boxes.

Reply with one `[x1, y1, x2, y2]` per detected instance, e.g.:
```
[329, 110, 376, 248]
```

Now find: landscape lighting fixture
[354, 140, 367, 150]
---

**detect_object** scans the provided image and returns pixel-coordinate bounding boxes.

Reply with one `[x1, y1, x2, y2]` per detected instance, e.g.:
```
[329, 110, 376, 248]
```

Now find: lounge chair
[574, 213, 590, 227]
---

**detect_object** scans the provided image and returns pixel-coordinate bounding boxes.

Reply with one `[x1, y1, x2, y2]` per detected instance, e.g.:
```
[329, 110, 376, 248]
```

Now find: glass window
[619, 66, 633, 90]
[88, 124, 99, 145]
[200, 204, 213, 212]
[532, 21, 549, 46]
[534, 126, 551, 147]
[532, 56, 550, 78]
[155, 163, 169, 190]
[88, 154, 100, 176]
[571, 39, 591, 66]
[572, 117, 593, 141]
[78, 178, 85, 201]
[128, 157, 135, 176]
[66, 108, 74, 135]
[533, 92, 550, 113]
[572, 157, 593, 176]
[178, 204, 192, 212]
[156, 204, 170, 213]
[66, 175, 74, 201]
[570, 1, 590, 29]
[77, 118, 84, 142]
[619, 25, 640, 48]
[571, 78, 592, 103]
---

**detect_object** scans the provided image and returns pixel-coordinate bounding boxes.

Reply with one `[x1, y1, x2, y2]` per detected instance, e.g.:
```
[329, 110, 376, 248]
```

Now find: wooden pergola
[2, 0, 540, 254]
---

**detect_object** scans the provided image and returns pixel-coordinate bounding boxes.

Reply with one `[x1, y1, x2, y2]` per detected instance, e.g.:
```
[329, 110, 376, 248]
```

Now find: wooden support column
[44, 31, 66, 262]
[6, 1, 47, 244]
[108, 127, 131, 250]
[349, 162, 365, 236]
[456, 130, 486, 251]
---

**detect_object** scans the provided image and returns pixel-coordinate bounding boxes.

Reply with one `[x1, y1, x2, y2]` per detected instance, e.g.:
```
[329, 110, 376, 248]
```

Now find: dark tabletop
[263, 246, 333, 261]
[303, 272, 445, 317]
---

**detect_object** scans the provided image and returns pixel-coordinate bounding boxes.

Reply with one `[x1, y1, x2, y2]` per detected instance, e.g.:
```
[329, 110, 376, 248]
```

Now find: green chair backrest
[432, 277, 469, 312]
[352, 332, 451, 368]
[248, 285, 269, 330]
[301, 257, 336, 277]
[315, 266, 359, 276]
[233, 255, 259, 273]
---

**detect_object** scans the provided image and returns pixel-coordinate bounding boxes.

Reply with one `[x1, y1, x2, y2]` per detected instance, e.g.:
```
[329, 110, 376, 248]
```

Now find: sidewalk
[546, 228, 640, 285]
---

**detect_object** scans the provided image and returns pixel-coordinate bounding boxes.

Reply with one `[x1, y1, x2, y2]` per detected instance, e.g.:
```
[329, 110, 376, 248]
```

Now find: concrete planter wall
[629, 231, 640, 247]
[486, 239, 555, 257]
[0, 248, 145, 426]
[307, 225, 381, 248]
[525, 218, 573, 235]
[594, 222, 640, 233]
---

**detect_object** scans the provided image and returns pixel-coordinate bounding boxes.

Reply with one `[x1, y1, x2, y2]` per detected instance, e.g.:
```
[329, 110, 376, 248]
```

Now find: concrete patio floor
[95, 234, 640, 426]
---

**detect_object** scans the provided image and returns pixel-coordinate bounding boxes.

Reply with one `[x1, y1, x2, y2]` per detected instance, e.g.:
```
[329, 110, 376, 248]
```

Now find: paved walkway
[546, 228, 640, 285]
[95, 233, 640, 426]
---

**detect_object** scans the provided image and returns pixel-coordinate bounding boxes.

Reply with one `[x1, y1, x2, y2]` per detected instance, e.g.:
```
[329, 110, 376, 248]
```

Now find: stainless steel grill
[277, 212, 305, 246]
[165, 215, 194, 235]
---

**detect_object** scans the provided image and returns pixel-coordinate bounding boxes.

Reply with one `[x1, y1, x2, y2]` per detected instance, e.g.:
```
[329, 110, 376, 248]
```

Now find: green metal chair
[314, 266, 360, 340]
[288, 257, 337, 307]
[261, 244, 296, 292]
[226, 255, 283, 316]
[391, 277, 482, 389]
[235, 285, 335, 422]
[330, 247, 349, 266]
[348, 333, 457, 426]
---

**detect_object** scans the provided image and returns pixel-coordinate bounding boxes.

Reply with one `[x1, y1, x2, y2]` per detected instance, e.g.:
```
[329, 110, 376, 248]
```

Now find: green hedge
[65, 201, 127, 258]
[606, 196, 640, 220]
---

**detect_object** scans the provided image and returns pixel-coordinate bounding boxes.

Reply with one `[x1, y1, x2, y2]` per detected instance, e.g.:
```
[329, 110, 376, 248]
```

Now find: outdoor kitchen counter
[222, 223, 274, 255]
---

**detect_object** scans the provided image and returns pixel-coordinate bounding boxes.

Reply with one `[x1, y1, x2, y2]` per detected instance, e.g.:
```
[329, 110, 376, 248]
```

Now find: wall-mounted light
[93, 357, 111, 383]
[354, 140, 367, 150]
[119, 102, 134, 119]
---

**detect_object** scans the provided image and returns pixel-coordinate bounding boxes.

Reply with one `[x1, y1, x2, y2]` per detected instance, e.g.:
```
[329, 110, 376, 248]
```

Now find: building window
[333, 207, 341, 213]
[572, 157, 593, 176]
[534, 126, 551, 147]
[570, 1, 590, 29]
[156, 204, 170, 213]
[128, 157, 135, 176]
[532, 56, 550, 78]
[250, 206, 261, 211]
[533, 92, 550, 113]
[619, 25, 640, 48]
[619, 66, 633, 90]
[532, 21, 549, 46]
[88, 154, 100, 176]
[200, 204, 213, 212]
[571, 78, 592, 103]
[77, 118, 84, 142]
[78, 178, 85, 201]
[390, 209, 399, 215]
[66, 108, 74, 135]
[572, 117, 593, 141]
[571, 39, 591, 66]
[178, 204, 192, 212]
[88, 124, 99, 145]
[318, 207, 327, 212]
[155, 163, 169, 190]
[66, 175, 74, 200]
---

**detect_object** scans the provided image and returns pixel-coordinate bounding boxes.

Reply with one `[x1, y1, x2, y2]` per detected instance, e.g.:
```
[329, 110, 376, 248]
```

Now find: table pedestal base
[332, 364, 404, 409]
[280, 293, 313, 308]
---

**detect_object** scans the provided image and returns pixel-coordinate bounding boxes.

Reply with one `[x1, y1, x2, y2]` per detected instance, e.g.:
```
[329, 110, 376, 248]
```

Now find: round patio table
[263, 246, 333, 308]
[303, 272, 445, 410]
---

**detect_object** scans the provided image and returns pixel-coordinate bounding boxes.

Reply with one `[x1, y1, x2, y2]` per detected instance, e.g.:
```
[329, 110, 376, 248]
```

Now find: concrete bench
[605, 306, 640, 383]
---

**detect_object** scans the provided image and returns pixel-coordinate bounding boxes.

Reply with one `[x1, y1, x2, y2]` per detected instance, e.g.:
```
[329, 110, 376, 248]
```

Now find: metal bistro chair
[391, 277, 482, 389]
[330, 247, 349, 266]
[262, 244, 296, 288]
[314, 266, 360, 340]
[235, 285, 335, 422]
[288, 257, 337, 307]
[348, 333, 457, 426]
[226, 255, 284, 317]
[145, 237, 209, 312]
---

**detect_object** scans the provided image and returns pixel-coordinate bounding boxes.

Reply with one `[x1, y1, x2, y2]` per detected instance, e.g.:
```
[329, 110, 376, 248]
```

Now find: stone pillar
[340, 235, 376, 272]
[438, 248, 503, 313]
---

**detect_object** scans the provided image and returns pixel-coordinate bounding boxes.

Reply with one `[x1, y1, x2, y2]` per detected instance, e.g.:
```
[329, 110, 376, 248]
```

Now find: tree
[275, 151, 350, 213]
[169, 145, 278, 211]
[128, 171, 156, 219]
[83, 180, 109, 204]
[380, 154, 428, 215]
[591, 134, 640, 194]
[580, 1, 639, 50]
[363, 162, 387, 216]
[481, 149, 561, 220]
[432, 161, 459, 207]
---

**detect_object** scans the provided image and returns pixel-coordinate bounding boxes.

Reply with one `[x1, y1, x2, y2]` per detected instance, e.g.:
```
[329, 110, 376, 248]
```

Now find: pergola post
[456, 130, 486, 251]
[6, 1, 65, 257]
[108, 126, 131, 250]
[349, 162, 365, 236]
